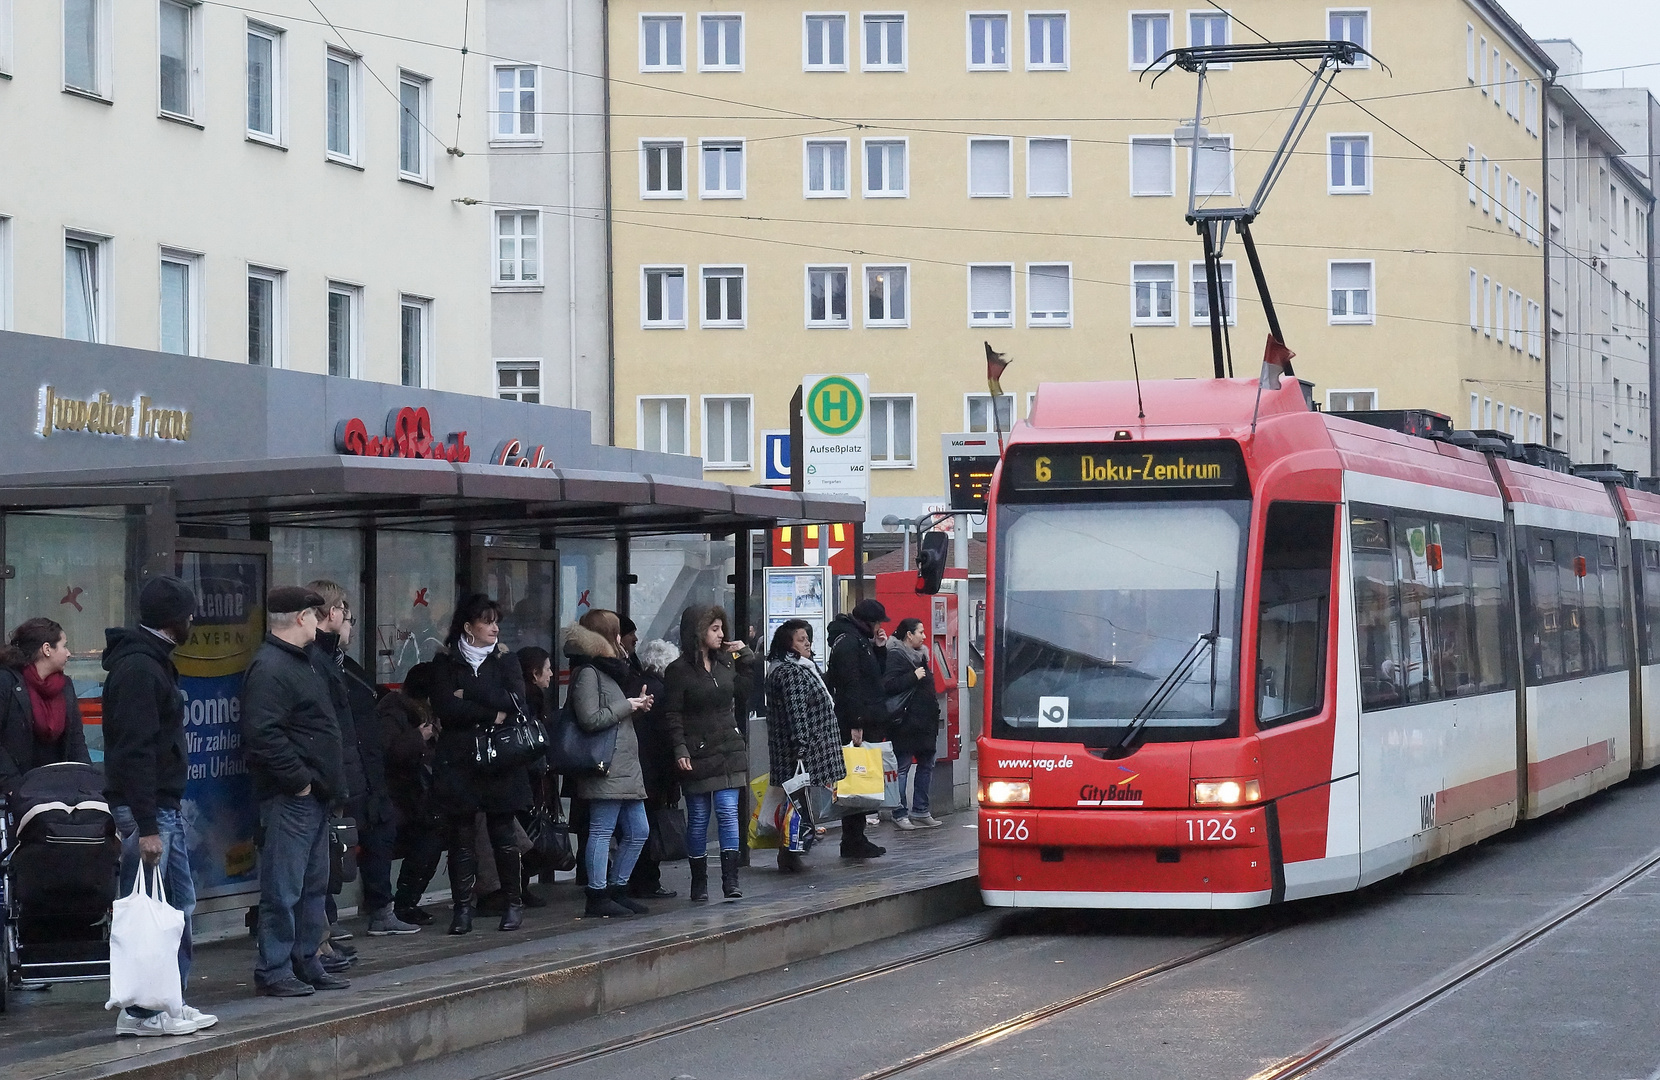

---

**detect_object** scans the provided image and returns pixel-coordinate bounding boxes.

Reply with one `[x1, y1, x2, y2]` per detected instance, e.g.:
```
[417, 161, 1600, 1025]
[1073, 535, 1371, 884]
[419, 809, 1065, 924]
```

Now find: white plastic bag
[781, 760, 813, 795]
[873, 741, 901, 807]
[105, 865, 184, 1016]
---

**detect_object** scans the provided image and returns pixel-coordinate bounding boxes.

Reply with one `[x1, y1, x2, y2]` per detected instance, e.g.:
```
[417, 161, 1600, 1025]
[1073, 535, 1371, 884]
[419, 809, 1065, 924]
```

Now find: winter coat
[100, 627, 190, 835]
[764, 654, 846, 787]
[630, 663, 677, 800]
[307, 634, 365, 809]
[0, 666, 90, 795]
[241, 634, 348, 804]
[429, 644, 533, 815]
[883, 640, 942, 755]
[378, 690, 436, 828]
[826, 618, 889, 742]
[563, 623, 646, 802]
[342, 653, 394, 824]
[663, 606, 755, 795]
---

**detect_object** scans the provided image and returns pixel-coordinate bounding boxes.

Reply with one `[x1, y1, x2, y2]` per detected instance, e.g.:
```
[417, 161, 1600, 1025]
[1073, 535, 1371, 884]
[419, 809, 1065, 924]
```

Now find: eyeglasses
[343, 615, 358, 626]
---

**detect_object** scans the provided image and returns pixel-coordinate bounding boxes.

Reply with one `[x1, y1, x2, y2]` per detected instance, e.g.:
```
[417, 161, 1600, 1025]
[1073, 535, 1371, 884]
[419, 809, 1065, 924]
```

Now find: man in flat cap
[103, 575, 219, 1036]
[241, 586, 348, 997]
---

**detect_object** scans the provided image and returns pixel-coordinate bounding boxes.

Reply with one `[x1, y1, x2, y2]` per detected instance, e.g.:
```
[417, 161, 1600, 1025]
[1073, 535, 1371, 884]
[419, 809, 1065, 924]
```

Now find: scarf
[887, 636, 928, 671]
[573, 652, 635, 690]
[456, 635, 492, 673]
[22, 664, 67, 744]
[786, 651, 826, 683]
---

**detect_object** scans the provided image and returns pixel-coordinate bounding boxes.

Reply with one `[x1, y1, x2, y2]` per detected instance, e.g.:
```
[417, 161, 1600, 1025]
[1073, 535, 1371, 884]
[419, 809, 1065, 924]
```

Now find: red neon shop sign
[334, 407, 472, 462]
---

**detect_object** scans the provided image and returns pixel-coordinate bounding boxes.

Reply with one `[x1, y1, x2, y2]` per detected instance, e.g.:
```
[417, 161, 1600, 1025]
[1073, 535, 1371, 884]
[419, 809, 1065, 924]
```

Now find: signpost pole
[790, 387, 805, 568]
[953, 513, 972, 811]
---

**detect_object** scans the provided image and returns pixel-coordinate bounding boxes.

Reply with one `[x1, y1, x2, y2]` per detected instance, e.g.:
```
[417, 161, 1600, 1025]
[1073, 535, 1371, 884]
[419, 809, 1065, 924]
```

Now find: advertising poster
[763, 566, 833, 664]
[174, 550, 266, 899]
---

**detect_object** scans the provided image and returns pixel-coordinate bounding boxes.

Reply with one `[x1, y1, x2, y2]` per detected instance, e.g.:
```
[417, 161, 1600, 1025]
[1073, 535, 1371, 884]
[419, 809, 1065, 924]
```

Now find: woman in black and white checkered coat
[764, 619, 846, 873]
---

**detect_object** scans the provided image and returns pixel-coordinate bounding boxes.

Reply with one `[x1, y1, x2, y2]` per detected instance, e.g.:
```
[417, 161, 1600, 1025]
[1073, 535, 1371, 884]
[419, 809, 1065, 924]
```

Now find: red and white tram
[977, 375, 1660, 909]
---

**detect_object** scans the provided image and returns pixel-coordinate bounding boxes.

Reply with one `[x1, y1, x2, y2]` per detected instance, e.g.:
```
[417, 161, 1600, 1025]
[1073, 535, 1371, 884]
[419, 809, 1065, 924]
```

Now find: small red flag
[985, 341, 1010, 384]
[1260, 335, 1297, 388]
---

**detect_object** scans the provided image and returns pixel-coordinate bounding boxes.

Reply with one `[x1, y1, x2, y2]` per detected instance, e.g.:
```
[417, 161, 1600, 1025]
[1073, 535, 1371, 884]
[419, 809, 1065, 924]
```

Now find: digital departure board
[1004, 444, 1243, 494]
[942, 433, 1001, 511]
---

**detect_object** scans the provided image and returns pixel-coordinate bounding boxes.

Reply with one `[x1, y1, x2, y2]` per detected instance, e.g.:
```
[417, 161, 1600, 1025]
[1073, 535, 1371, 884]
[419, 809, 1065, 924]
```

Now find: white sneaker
[912, 814, 944, 829]
[115, 1011, 207, 1037]
[893, 816, 917, 831]
[179, 1005, 219, 1031]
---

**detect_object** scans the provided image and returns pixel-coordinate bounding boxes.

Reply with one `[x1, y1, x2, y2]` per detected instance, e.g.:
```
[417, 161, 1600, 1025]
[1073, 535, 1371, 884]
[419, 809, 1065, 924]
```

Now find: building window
[806, 265, 851, 327]
[1526, 190, 1540, 246]
[1329, 134, 1370, 193]
[158, 250, 199, 356]
[870, 395, 915, 466]
[1469, 268, 1479, 331]
[1491, 47, 1500, 98]
[1526, 82, 1539, 136]
[326, 283, 360, 378]
[1478, 35, 1487, 90]
[968, 12, 1009, 70]
[1027, 137, 1069, 196]
[1491, 279, 1502, 339]
[326, 49, 359, 162]
[865, 265, 909, 326]
[805, 139, 849, 197]
[64, 0, 108, 96]
[1131, 136, 1174, 196]
[701, 266, 745, 327]
[496, 359, 541, 403]
[1329, 261, 1374, 324]
[1467, 144, 1478, 203]
[703, 396, 753, 469]
[1189, 10, 1228, 48]
[399, 72, 430, 182]
[638, 396, 689, 455]
[1027, 12, 1066, 69]
[400, 296, 431, 388]
[864, 139, 907, 196]
[805, 13, 846, 70]
[1327, 389, 1377, 411]
[492, 65, 538, 140]
[1527, 300, 1542, 358]
[1129, 11, 1170, 70]
[1027, 263, 1071, 326]
[966, 393, 1015, 433]
[969, 137, 1013, 197]
[863, 13, 905, 69]
[700, 14, 743, 71]
[1492, 163, 1503, 223]
[248, 266, 283, 367]
[642, 140, 687, 198]
[64, 234, 104, 342]
[643, 266, 688, 327]
[247, 22, 284, 143]
[641, 15, 685, 71]
[1508, 290, 1522, 350]
[1328, 9, 1368, 64]
[969, 264, 1014, 326]
[1132, 262, 1176, 325]
[1504, 62, 1518, 118]
[158, 1, 199, 120]
[1479, 154, 1490, 212]
[701, 139, 745, 198]
[1466, 24, 1475, 82]
[494, 210, 542, 287]
[1191, 135, 1233, 197]
[1190, 260, 1236, 325]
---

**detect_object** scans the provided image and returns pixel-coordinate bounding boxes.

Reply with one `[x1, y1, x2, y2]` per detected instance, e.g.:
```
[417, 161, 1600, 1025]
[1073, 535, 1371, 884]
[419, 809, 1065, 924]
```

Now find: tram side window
[1526, 533, 1563, 680]
[1394, 516, 1441, 703]
[1467, 528, 1509, 691]
[1597, 539, 1627, 671]
[1524, 528, 1627, 683]
[1639, 543, 1660, 665]
[1431, 518, 1484, 696]
[1351, 510, 1404, 709]
[1256, 502, 1335, 726]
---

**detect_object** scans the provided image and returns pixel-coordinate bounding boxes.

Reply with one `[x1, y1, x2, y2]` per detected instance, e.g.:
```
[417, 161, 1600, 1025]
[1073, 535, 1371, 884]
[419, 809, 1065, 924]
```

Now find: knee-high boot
[720, 849, 742, 899]
[496, 848, 524, 931]
[688, 856, 708, 901]
[447, 842, 478, 935]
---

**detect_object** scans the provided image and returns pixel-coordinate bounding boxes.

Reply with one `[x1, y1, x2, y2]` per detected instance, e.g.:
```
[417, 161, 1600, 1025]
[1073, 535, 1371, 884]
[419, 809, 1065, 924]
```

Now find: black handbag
[473, 695, 549, 773]
[546, 693, 618, 776]
[646, 800, 689, 863]
[883, 685, 917, 721]
[525, 804, 577, 873]
[327, 815, 359, 894]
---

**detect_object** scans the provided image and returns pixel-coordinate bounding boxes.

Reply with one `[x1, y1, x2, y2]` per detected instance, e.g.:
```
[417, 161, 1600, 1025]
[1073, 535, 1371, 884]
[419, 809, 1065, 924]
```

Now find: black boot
[447, 842, 478, 935]
[609, 884, 649, 915]
[497, 848, 525, 931]
[777, 848, 806, 873]
[584, 886, 632, 918]
[688, 856, 709, 902]
[720, 849, 743, 899]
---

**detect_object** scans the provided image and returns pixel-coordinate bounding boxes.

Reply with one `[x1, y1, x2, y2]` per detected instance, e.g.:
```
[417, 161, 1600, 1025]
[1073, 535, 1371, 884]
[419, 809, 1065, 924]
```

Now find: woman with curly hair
[763, 619, 845, 872]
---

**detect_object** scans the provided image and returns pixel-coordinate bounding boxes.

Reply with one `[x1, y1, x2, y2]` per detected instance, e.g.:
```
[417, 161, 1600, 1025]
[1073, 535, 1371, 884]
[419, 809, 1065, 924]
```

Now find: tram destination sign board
[1005, 444, 1242, 493]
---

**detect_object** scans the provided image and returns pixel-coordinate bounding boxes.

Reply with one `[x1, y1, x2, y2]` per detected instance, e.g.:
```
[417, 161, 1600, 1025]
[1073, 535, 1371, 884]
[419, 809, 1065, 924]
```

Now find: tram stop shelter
[0, 331, 860, 936]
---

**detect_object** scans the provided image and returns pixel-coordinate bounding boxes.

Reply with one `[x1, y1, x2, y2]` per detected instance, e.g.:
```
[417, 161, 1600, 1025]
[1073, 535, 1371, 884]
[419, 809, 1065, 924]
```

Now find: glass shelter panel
[375, 531, 456, 683]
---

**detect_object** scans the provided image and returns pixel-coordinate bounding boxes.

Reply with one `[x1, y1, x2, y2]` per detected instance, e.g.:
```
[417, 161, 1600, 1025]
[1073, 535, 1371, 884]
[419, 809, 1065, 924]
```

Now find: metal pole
[1238, 220, 1286, 347]
[1200, 219, 1227, 379]
[953, 513, 971, 811]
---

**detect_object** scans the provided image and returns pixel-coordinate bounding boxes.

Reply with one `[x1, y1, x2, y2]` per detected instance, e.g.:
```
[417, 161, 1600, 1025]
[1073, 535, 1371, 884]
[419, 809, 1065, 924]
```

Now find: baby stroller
[0, 761, 120, 1012]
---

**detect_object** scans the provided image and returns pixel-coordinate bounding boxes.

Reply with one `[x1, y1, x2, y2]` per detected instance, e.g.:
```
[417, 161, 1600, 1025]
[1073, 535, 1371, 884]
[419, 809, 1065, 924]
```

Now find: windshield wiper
[1103, 573, 1221, 760]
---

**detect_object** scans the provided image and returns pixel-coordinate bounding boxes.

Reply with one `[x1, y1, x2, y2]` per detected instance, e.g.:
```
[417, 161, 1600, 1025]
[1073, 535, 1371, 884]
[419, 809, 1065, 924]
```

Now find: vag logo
[1420, 792, 1437, 831]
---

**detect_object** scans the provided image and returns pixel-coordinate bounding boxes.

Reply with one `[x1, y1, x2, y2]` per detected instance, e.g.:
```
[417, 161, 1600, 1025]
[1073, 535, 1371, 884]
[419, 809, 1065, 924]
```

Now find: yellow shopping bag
[745, 774, 780, 850]
[834, 743, 885, 811]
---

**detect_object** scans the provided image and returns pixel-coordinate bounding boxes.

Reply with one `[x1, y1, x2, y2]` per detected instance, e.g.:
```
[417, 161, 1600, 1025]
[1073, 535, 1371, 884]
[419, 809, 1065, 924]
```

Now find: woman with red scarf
[0, 618, 91, 795]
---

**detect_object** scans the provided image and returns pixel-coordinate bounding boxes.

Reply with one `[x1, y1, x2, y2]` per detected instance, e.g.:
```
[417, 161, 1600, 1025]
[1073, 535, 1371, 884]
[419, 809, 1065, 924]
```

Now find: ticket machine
[873, 569, 967, 763]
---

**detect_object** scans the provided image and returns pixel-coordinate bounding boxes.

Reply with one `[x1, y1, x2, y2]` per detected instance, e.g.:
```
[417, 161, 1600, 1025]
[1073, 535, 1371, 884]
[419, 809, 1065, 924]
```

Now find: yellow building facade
[608, 0, 1554, 517]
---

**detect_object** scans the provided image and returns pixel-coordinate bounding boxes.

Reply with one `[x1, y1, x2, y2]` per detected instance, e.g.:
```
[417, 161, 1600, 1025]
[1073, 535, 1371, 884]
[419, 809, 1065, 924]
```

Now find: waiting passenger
[0, 618, 90, 795]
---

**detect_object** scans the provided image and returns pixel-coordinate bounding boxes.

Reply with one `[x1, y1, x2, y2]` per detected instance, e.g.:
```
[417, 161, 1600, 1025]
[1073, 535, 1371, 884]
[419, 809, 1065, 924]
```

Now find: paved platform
[4, 813, 978, 1080]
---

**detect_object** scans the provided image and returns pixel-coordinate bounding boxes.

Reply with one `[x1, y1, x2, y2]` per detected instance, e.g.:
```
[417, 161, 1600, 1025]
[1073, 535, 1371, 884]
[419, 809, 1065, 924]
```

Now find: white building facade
[0, 1, 493, 394]
[1542, 41, 1656, 472]
[484, 0, 612, 444]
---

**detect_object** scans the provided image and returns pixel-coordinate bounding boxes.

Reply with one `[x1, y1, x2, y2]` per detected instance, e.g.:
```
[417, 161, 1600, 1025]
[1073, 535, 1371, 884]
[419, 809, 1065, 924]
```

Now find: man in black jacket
[242, 586, 348, 997]
[824, 598, 891, 860]
[103, 575, 219, 1036]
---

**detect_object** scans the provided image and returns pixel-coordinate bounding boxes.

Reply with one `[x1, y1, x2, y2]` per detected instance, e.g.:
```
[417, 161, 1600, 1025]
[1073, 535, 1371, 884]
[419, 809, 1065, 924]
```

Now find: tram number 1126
[986, 818, 1031, 841]
[1186, 818, 1237, 841]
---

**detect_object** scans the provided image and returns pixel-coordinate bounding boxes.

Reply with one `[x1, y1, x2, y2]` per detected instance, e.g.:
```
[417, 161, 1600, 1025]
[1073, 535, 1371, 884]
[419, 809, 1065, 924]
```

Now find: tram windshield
[993, 499, 1247, 745]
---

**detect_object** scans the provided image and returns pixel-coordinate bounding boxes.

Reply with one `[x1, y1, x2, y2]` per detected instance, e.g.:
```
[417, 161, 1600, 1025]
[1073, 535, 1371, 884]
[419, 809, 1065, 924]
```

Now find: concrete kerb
[34, 874, 981, 1080]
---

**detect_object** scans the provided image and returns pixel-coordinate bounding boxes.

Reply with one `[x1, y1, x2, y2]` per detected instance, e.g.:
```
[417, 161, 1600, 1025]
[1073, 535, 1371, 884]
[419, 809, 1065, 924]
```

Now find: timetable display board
[1003, 443, 1247, 496]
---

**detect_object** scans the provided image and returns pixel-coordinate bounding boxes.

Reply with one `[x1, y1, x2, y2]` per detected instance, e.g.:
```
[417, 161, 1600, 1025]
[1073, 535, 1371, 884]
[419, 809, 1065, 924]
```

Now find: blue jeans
[685, 787, 742, 856]
[894, 747, 936, 819]
[114, 806, 194, 1016]
[586, 799, 648, 888]
[255, 793, 331, 986]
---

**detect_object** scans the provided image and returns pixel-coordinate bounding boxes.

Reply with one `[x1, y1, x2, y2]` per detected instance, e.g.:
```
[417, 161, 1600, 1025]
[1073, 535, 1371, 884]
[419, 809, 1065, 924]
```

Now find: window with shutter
[1027, 138, 1069, 196]
[1190, 261, 1235, 325]
[969, 265, 1014, 324]
[1131, 138, 1174, 196]
[969, 139, 1012, 197]
[1329, 262, 1374, 323]
[1192, 136, 1233, 197]
[1027, 264, 1071, 326]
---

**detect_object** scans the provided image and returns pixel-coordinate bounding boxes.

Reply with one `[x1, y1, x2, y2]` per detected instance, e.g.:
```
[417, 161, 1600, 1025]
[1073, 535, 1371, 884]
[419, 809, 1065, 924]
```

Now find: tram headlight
[983, 781, 1032, 805]
[1192, 779, 1261, 806]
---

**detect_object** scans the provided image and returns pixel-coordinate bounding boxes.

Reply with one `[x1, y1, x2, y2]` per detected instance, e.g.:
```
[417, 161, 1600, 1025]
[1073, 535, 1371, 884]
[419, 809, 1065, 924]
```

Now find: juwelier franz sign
[36, 385, 193, 442]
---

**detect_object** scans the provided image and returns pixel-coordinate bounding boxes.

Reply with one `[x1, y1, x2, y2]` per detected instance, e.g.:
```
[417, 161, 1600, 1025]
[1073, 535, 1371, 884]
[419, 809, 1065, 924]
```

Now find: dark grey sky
[1499, 0, 1660, 89]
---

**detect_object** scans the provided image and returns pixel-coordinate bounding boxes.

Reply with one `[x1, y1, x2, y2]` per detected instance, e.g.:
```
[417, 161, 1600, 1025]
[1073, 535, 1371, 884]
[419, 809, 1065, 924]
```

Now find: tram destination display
[1006, 444, 1242, 493]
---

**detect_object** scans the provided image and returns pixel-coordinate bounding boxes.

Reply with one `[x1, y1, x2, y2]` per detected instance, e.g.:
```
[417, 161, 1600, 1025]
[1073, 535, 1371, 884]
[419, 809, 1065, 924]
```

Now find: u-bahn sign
[801, 373, 870, 500]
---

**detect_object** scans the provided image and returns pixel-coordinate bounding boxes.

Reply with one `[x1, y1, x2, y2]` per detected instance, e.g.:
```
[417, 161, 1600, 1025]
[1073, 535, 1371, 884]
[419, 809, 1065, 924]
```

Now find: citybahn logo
[1078, 768, 1144, 806]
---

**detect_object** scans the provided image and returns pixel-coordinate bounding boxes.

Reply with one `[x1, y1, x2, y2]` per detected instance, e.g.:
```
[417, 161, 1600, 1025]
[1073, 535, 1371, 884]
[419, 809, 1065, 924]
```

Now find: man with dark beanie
[103, 575, 218, 1036]
[825, 598, 891, 859]
[242, 586, 348, 997]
